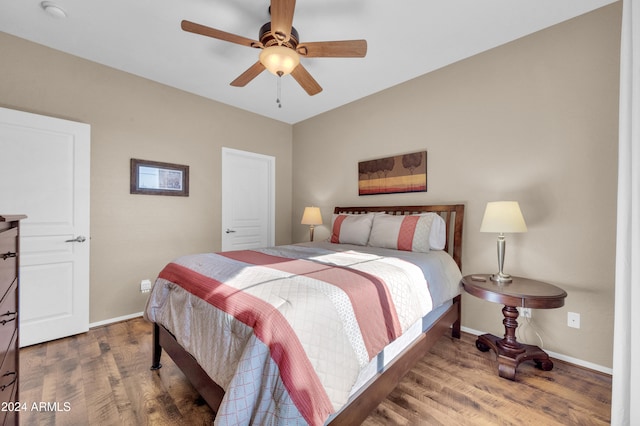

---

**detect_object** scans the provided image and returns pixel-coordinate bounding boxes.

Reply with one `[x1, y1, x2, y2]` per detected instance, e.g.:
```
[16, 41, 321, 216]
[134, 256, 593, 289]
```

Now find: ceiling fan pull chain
[276, 75, 282, 108]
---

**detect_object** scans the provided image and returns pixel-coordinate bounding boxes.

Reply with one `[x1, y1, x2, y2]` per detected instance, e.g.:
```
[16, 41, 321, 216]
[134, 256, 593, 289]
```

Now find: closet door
[221, 147, 275, 251]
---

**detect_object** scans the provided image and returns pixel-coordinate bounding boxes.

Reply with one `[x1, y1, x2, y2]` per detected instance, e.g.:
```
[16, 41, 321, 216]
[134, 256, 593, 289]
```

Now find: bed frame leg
[151, 323, 163, 370]
[452, 295, 461, 339]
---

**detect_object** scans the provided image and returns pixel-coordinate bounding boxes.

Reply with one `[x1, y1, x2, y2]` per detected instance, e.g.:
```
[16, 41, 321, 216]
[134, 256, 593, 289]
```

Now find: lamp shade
[301, 207, 322, 225]
[260, 46, 300, 76]
[480, 201, 527, 233]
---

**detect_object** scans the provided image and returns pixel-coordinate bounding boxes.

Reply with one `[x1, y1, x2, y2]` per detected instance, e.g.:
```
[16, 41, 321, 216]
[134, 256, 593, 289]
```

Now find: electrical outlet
[518, 307, 532, 318]
[140, 279, 152, 293]
[568, 312, 580, 328]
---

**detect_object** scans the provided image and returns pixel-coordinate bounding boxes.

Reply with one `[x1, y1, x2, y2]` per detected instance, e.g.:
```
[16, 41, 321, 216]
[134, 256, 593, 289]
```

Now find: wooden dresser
[0, 215, 25, 426]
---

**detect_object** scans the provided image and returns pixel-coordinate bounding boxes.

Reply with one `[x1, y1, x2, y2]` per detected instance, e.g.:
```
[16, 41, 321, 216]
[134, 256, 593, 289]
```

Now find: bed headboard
[333, 204, 465, 270]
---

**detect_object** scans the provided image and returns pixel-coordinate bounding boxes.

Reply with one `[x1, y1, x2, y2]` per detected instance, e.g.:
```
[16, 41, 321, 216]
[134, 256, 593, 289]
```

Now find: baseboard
[461, 326, 612, 376]
[89, 312, 144, 328]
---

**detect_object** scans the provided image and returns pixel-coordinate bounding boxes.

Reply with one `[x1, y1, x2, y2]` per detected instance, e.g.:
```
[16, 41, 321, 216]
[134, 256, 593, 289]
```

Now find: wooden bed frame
[151, 204, 465, 425]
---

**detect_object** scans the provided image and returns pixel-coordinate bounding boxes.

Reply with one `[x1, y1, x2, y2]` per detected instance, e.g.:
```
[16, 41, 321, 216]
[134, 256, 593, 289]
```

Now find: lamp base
[490, 272, 512, 283]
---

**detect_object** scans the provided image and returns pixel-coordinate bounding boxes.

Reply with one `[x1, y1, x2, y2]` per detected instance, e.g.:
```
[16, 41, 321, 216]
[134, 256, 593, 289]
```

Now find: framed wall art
[130, 158, 189, 196]
[358, 151, 427, 195]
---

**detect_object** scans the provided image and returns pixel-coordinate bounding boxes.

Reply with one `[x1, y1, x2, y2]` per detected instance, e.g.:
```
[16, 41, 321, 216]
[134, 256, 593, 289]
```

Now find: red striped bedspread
[145, 243, 441, 425]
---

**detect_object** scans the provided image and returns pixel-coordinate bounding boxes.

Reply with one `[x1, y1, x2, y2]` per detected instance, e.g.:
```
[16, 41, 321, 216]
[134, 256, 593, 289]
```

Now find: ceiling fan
[181, 0, 367, 96]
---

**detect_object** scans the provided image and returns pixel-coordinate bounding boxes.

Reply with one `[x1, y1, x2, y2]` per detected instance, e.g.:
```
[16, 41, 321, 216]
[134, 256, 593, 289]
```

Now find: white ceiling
[0, 0, 617, 124]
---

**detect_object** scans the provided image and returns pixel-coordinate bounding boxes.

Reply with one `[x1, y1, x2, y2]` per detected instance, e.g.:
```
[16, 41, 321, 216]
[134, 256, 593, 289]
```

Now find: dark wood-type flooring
[19, 317, 611, 425]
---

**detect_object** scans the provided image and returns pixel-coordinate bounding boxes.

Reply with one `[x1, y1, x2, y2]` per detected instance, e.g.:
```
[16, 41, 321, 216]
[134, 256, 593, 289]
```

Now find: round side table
[461, 274, 567, 380]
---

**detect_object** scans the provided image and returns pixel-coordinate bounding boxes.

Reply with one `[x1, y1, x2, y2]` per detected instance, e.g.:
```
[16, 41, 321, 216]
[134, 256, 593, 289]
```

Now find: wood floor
[18, 317, 611, 425]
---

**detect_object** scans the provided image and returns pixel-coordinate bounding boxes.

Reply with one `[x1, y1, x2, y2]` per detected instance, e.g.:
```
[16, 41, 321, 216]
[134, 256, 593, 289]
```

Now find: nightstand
[461, 274, 567, 380]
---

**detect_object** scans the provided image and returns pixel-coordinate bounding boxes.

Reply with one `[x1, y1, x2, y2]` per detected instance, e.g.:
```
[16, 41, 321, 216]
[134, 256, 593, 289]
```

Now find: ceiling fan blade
[270, 0, 296, 43]
[297, 40, 367, 58]
[291, 64, 322, 96]
[230, 61, 266, 87]
[181, 20, 262, 49]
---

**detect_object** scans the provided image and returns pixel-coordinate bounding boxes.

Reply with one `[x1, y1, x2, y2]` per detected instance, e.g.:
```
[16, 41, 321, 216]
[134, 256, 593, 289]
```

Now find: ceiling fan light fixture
[259, 46, 300, 77]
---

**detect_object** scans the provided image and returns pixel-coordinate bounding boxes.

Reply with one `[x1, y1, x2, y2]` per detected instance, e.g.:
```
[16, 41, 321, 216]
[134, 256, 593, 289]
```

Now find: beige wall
[292, 3, 621, 368]
[0, 32, 293, 323]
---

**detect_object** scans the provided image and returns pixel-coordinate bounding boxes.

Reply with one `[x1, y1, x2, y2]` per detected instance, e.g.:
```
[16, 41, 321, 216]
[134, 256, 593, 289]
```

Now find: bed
[145, 204, 464, 425]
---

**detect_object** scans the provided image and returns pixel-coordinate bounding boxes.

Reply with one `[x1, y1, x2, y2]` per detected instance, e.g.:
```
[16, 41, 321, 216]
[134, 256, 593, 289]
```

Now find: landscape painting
[358, 151, 427, 195]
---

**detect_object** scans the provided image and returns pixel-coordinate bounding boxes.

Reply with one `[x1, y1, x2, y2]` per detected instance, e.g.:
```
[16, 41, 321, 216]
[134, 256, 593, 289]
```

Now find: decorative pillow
[368, 213, 444, 252]
[330, 214, 374, 246]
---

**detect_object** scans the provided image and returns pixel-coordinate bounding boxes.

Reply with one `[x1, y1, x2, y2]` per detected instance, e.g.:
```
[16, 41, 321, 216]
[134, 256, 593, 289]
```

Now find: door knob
[225, 229, 236, 234]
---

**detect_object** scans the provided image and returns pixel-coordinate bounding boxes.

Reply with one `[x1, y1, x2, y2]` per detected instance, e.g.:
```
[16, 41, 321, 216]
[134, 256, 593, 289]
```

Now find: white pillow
[368, 213, 446, 252]
[429, 214, 446, 250]
[330, 214, 374, 246]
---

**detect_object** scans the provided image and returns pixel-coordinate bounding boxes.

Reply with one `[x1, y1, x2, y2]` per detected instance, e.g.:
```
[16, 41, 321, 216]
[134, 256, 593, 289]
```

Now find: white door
[0, 107, 90, 347]
[221, 147, 275, 251]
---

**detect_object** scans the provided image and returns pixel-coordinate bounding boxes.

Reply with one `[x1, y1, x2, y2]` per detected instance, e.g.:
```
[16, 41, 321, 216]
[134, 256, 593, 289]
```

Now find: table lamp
[301, 207, 322, 241]
[480, 201, 528, 283]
